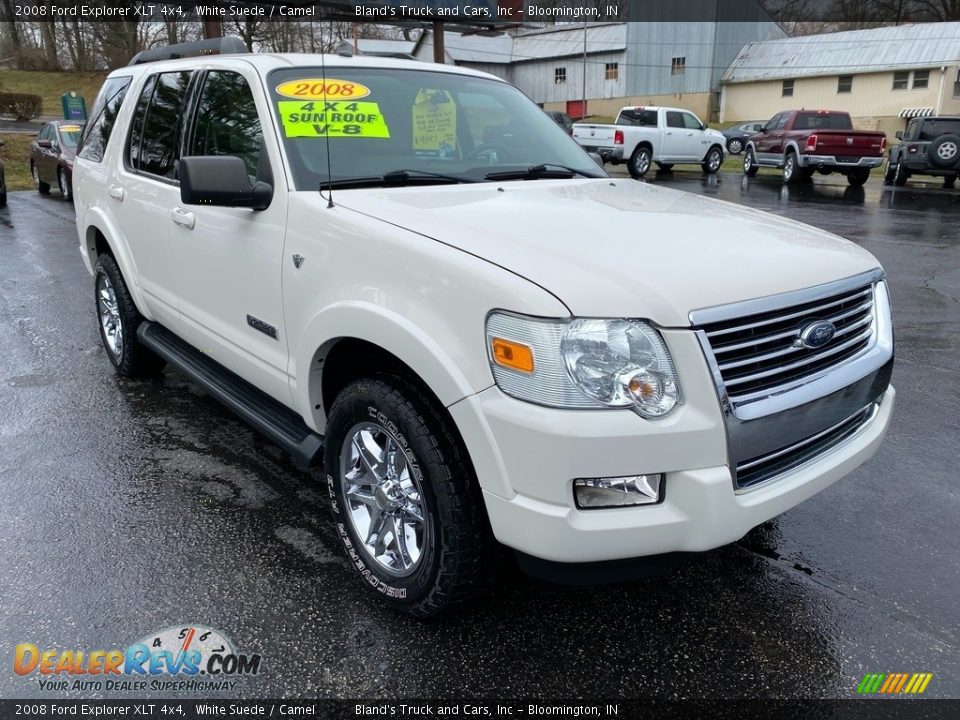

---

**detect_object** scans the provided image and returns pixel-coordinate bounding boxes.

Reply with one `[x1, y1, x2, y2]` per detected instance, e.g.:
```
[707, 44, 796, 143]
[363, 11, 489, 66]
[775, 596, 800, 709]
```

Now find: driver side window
[682, 113, 702, 130]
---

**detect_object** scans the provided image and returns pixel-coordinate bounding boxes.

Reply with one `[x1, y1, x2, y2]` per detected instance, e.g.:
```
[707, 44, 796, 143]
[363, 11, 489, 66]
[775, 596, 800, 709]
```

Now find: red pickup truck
[742, 110, 886, 186]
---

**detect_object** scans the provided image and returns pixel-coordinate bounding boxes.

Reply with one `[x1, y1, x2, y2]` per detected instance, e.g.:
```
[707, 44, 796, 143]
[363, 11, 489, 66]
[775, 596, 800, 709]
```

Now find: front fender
[294, 301, 485, 432]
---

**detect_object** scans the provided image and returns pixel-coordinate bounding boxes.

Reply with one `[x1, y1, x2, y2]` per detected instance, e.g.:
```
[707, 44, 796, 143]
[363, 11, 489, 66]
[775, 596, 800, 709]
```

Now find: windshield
[58, 124, 83, 148]
[267, 66, 604, 189]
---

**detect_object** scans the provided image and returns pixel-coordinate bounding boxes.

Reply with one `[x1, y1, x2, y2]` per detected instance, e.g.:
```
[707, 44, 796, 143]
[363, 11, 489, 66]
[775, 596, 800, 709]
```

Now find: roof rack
[128, 36, 247, 66]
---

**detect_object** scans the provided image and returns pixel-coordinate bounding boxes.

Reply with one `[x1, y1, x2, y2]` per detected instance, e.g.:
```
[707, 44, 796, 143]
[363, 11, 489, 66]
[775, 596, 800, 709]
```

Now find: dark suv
[885, 116, 960, 188]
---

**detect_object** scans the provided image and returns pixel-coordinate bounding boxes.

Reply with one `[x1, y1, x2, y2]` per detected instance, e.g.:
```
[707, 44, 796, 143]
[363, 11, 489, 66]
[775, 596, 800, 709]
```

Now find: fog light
[574, 474, 662, 509]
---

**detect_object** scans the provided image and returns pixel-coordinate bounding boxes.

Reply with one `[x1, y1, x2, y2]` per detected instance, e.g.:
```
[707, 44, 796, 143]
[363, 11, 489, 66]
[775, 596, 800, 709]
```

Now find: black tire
[32, 162, 50, 195]
[847, 169, 870, 187]
[94, 254, 165, 377]
[628, 146, 652, 179]
[943, 174, 957, 189]
[727, 138, 744, 155]
[894, 162, 910, 187]
[702, 146, 723, 174]
[325, 374, 492, 617]
[57, 167, 72, 201]
[783, 151, 802, 185]
[655, 162, 674, 171]
[0, 177, 6, 207]
[743, 148, 759, 177]
[927, 134, 960, 169]
[884, 160, 897, 185]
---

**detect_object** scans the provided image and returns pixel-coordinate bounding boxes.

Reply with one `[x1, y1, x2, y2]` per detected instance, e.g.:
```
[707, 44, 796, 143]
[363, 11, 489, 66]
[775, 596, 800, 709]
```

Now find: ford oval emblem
[798, 320, 836, 349]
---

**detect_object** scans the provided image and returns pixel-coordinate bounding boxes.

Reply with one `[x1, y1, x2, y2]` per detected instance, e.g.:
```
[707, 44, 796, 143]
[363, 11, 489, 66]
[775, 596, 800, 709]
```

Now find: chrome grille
[698, 282, 876, 401]
[735, 403, 878, 489]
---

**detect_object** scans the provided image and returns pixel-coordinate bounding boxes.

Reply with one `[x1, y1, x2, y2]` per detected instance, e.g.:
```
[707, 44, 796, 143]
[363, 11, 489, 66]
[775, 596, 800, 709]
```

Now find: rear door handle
[170, 207, 195, 230]
[108, 184, 124, 201]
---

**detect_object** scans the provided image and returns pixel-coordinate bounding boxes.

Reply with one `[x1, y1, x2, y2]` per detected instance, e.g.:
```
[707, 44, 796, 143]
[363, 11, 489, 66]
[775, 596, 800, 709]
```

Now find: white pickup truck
[73, 41, 893, 617]
[573, 106, 727, 178]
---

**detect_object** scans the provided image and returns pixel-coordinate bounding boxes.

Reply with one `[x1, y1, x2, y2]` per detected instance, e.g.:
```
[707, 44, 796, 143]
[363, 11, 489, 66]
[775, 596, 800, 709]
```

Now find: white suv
[73, 42, 894, 616]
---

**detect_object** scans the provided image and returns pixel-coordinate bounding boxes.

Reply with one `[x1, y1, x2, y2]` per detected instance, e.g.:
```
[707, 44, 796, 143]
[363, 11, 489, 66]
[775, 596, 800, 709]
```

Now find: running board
[137, 321, 323, 467]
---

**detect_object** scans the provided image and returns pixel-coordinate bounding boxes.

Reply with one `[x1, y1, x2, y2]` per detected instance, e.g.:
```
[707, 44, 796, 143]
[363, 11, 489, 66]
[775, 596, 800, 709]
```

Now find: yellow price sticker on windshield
[412, 89, 456, 152]
[60, 125, 82, 132]
[278, 100, 390, 139]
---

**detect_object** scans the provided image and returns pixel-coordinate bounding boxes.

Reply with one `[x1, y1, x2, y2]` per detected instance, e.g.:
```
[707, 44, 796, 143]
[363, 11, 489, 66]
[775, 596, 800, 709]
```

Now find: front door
[170, 67, 291, 405]
[681, 111, 708, 160]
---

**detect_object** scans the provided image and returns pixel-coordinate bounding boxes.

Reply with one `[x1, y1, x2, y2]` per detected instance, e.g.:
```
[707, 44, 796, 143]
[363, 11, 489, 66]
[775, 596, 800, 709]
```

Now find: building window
[913, 69, 930, 89]
[892, 71, 909, 90]
[782, 79, 794, 97]
[837, 75, 853, 94]
[671, 57, 686, 76]
[605, 62, 618, 80]
[554, 67, 566, 85]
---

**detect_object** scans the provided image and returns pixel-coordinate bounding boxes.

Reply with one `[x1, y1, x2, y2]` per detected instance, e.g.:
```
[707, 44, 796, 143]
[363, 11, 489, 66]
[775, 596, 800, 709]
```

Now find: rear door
[112, 70, 194, 331]
[170, 65, 291, 405]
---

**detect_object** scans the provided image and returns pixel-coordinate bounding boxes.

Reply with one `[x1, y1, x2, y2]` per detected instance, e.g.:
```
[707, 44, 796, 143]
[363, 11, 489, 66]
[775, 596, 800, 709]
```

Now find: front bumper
[799, 154, 884, 169]
[450, 327, 894, 565]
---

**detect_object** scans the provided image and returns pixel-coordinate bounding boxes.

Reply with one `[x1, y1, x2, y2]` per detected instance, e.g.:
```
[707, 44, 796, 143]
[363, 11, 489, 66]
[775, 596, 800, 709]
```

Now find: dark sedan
[30, 120, 83, 200]
[722, 120, 765, 155]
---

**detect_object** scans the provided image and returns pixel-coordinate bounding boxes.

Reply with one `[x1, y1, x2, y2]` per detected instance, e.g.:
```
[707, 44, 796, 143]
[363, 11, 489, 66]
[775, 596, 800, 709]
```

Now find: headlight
[485, 312, 682, 418]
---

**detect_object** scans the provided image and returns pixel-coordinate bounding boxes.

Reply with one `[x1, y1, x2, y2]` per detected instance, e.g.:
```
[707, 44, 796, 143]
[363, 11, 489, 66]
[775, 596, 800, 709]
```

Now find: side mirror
[179, 156, 272, 211]
[895, 130, 904, 140]
[37, 139, 52, 149]
[701, 123, 707, 131]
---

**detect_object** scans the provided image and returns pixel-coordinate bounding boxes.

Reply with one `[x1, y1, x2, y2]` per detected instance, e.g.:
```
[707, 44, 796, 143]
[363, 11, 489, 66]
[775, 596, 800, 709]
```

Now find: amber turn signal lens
[491, 337, 535, 374]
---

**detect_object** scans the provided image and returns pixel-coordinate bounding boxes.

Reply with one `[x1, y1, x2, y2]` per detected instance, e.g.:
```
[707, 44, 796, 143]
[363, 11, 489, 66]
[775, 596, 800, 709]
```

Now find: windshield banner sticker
[274, 79, 371, 100]
[278, 100, 390, 139]
[413, 89, 457, 155]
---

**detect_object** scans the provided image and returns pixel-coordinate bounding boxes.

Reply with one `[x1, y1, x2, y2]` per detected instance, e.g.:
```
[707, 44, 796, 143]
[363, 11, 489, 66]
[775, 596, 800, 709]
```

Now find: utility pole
[581, 22, 587, 119]
[433, 21, 445, 64]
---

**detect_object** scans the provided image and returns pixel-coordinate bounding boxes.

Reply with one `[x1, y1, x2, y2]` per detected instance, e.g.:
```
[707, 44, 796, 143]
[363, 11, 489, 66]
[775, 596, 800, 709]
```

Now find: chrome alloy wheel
[339, 422, 428, 576]
[729, 139, 743, 154]
[58, 168, 68, 197]
[707, 148, 722, 171]
[31, 163, 39, 188]
[97, 273, 123, 357]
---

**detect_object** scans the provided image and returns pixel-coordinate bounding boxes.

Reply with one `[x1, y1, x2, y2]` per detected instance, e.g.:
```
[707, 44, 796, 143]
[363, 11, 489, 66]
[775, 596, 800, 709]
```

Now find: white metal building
[721, 23, 960, 134]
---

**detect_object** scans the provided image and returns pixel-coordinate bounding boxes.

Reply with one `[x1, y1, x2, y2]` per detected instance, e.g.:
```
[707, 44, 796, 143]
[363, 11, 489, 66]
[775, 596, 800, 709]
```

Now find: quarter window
[554, 67, 566, 85]
[892, 71, 909, 90]
[782, 79, 794, 97]
[837, 75, 853, 93]
[188, 71, 264, 178]
[77, 76, 132, 163]
[671, 57, 686, 76]
[912, 69, 930, 90]
[138, 71, 192, 179]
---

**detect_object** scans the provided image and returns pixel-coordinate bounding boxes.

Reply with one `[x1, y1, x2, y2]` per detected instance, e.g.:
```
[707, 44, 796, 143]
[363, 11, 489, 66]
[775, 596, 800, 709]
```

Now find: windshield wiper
[483, 163, 601, 181]
[320, 169, 477, 190]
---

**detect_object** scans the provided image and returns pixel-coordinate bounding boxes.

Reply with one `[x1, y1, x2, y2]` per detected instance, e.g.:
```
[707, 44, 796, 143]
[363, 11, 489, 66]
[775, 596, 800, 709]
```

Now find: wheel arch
[80, 208, 151, 318]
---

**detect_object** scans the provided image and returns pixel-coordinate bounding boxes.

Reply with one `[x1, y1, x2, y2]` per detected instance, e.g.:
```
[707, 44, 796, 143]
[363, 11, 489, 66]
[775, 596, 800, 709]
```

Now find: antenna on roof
[320, 25, 335, 209]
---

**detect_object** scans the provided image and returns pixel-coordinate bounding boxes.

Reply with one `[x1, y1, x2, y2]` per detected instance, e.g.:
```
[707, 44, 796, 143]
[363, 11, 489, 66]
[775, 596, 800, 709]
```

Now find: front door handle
[170, 207, 195, 230]
[107, 184, 124, 201]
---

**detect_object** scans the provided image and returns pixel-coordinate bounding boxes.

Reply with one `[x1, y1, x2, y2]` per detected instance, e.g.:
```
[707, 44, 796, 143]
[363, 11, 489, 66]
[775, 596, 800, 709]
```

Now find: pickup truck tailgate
[810, 131, 886, 157]
[572, 124, 617, 148]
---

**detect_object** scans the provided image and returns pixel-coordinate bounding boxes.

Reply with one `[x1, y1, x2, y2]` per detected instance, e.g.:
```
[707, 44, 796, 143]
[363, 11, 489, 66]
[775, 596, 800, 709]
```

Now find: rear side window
[77, 76, 132, 163]
[617, 109, 657, 127]
[138, 71, 192, 179]
[918, 119, 960, 141]
[187, 71, 264, 177]
[127, 75, 157, 171]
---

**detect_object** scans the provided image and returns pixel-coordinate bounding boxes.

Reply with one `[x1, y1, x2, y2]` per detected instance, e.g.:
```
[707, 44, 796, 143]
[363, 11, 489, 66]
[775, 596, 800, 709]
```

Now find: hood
[334, 179, 880, 326]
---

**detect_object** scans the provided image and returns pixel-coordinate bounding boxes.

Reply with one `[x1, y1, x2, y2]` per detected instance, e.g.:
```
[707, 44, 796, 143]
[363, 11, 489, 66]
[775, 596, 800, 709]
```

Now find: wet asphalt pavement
[0, 171, 958, 700]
